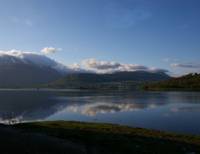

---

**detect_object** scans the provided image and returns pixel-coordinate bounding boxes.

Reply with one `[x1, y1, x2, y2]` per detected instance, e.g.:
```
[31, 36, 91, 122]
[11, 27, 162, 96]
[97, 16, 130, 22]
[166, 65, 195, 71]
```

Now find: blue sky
[0, 0, 200, 75]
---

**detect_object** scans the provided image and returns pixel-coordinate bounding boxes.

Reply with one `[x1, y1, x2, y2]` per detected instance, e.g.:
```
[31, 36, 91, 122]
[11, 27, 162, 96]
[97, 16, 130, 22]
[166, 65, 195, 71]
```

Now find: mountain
[0, 63, 63, 87]
[143, 73, 200, 91]
[0, 51, 170, 89]
[0, 51, 74, 88]
[45, 71, 171, 89]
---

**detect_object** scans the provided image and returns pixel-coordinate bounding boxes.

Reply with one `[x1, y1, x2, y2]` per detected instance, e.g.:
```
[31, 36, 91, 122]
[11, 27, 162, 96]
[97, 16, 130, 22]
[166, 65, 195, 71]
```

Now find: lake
[0, 89, 200, 135]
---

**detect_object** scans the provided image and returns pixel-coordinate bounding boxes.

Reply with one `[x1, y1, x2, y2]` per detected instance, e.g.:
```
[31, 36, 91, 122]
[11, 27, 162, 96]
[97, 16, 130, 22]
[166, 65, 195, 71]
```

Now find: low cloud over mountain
[0, 50, 76, 87]
[0, 50, 169, 75]
[0, 49, 169, 87]
[0, 49, 73, 74]
[81, 58, 168, 74]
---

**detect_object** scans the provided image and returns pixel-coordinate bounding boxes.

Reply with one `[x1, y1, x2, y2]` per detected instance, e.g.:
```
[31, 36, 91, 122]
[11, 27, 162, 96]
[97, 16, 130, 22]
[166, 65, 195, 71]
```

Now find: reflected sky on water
[0, 90, 200, 135]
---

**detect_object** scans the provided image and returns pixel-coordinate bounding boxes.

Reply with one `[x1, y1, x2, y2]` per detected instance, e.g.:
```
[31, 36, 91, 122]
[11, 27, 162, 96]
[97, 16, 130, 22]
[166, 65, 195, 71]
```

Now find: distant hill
[44, 71, 170, 90]
[143, 73, 200, 91]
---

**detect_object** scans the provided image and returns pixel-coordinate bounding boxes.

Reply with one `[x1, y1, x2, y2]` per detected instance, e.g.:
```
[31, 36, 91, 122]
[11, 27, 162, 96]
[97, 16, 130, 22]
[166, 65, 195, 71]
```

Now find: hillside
[144, 73, 200, 91]
[0, 51, 75, 88]
[0, 63, 63, 88]
[44, 71, 170, 90]
[0, 121, 198, 154]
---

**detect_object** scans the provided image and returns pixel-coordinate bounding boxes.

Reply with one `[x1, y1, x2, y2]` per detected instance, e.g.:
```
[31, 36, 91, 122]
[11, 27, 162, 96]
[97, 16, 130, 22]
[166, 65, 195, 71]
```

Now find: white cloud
[169, 62, 200, 76]
[82, 58, 121, 70]
[81, 58, 168, 74]
[0, 49, 74, 74]
[171, 63, 200, 69]
[0, 50, 168, 74]
[41, 47, 62, 54]
[68, 63, 88, 73]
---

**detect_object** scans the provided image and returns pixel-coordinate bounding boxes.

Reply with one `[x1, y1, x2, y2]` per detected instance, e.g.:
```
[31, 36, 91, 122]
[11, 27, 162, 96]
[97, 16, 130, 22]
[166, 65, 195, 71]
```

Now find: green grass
[14, 121, 200, 154]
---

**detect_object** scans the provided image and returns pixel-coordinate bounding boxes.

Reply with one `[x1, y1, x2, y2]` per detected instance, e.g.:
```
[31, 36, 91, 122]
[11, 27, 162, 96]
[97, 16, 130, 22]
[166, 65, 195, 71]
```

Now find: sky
[0, 0, 200, 76]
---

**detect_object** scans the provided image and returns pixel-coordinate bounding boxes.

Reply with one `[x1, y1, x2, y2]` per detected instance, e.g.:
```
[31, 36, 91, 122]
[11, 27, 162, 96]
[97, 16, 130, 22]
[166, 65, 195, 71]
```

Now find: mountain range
[0, 51, 171, 88]
[44, 71, 170, 89]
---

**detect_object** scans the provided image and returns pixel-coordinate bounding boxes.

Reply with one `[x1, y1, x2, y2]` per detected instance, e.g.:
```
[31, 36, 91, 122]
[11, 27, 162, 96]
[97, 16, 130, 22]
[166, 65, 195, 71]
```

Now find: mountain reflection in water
[0, 90, 200, 135]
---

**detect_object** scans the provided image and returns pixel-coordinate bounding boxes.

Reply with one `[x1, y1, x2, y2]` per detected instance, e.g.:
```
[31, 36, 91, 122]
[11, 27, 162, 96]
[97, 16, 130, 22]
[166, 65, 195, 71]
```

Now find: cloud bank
[171, 63, 200, 69]
[81, 58, 168, 74]
[0, 49, 168, 74]
[0, 49, 73, 74]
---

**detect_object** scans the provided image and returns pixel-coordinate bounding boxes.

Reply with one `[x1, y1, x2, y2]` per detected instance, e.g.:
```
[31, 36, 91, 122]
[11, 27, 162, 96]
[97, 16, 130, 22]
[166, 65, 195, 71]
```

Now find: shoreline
[0, 88, 200, 93]
[0, 120, 199, 153]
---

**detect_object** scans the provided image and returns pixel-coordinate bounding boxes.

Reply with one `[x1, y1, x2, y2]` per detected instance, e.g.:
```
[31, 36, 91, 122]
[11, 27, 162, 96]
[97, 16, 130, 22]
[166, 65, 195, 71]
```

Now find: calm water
[0, 89, 200, 135]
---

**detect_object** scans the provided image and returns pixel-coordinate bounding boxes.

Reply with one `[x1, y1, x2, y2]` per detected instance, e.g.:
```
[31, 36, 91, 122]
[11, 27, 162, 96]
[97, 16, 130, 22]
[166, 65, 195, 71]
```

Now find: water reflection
[0, 90, 200, 134]
[0, 91, 164, 123]
[0, 91, 64, 124]
[60, 102, 159, 116]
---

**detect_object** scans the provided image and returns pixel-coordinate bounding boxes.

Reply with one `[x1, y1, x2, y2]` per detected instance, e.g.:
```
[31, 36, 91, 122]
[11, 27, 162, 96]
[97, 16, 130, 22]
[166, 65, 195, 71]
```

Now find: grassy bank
[10, 121, 200, 154]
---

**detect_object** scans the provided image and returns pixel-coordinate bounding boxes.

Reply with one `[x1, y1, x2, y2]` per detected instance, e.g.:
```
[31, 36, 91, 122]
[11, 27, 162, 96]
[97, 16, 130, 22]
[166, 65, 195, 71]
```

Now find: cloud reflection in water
[59, 101, 158, 116]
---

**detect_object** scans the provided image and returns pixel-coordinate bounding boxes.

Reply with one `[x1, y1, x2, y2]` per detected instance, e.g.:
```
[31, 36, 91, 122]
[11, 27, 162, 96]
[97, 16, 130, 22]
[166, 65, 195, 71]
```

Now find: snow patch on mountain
[0, 50, 169, 75]
[0, 50, 74, 74]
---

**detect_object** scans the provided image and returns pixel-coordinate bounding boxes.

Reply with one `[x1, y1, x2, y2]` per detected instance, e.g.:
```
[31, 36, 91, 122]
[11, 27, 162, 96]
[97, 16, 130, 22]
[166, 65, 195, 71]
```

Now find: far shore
[0, 88, 200, 93]
[0, 88, 82, 91]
